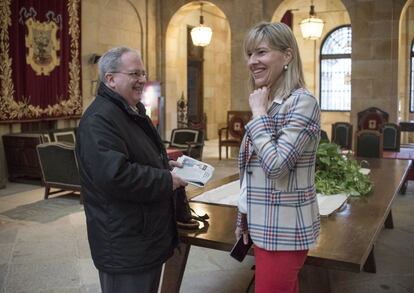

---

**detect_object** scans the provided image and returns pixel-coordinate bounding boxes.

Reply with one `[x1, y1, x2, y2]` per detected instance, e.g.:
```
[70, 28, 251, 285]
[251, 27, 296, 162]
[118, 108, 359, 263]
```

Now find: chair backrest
[357, 107, 389, 131]
[399, 121, 414, 132]
[382, 123, 400, 152]
[320, 130, 329, 143]
[331, 122, 353, 149]
[226, 111, 252, 140]
[187, 130, 205, 160]
[169, 128, 200, 149]
[355, 130, 383, 158]
[53, 131, 76, 144]
[188, 113, 207, 129]
[42, 133, 51, 143]
[36, 142, 80, 186]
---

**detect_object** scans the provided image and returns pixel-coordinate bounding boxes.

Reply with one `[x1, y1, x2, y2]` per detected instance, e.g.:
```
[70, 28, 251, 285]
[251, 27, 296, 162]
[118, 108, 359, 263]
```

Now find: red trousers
[254, 246, 308, 293]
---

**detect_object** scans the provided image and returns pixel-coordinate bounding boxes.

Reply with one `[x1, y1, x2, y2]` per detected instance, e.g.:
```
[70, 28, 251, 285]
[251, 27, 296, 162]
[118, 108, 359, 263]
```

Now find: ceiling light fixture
[300, 0, 324, 40]
[191, 2, 212, 47]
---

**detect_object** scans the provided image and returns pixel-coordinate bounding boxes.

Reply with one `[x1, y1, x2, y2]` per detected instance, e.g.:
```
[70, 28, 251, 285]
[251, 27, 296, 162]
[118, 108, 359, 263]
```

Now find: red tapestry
[0, 0, 82, 122]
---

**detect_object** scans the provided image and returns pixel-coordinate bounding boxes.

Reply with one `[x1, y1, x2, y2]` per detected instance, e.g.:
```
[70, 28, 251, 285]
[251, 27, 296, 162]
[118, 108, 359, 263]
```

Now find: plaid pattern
[238, 88, 321, 251]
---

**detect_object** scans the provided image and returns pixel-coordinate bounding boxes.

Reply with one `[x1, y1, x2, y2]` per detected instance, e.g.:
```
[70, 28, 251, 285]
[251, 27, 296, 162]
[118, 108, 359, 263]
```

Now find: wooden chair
[218, 111, 252, 160]
[53, 130, 76, 144]
[355, 128, 395, 228]
[320, 129, 330, 143]
[382, 123, 400, 152]
[357, 107, 389, 131]
[355, 130, 383, 158]
[188, 113, 207, 140]
[399, 121, 414, 132]
[36, 142, 82, 203]
[42, 133, 51, 143]
[165, 128, 204, 160]
[331, 122, 353, 150]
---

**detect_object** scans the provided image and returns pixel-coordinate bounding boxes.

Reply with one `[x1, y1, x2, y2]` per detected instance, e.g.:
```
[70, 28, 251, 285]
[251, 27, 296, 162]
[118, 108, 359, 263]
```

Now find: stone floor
[0, 140, 413, 292]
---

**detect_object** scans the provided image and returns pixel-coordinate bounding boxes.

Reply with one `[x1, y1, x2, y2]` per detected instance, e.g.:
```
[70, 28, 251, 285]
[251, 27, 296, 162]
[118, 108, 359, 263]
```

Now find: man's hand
[170, 172, 187, 191]
[168, 160, 182, 169]
[249, 86, 269, 118]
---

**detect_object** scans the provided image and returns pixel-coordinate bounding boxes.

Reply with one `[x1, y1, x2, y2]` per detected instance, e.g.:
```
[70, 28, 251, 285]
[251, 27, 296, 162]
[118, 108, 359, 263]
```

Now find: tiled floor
[0, 140, 413, 292]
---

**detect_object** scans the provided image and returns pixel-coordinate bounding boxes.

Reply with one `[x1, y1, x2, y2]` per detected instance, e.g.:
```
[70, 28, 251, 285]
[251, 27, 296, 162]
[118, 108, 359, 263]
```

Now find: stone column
[229, 0, 264, 110]
[343, 0, 406, 133]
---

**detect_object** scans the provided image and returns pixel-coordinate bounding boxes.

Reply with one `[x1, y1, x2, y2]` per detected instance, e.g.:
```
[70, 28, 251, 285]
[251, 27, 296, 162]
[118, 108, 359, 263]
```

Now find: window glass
[320, 25, 352, 111]
[410, 40, 414, 112]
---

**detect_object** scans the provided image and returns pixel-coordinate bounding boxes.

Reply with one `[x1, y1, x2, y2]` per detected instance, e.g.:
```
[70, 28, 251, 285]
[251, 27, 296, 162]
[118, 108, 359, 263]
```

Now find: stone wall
[1, 0, 413, 185]
[343, 0, 406, 137]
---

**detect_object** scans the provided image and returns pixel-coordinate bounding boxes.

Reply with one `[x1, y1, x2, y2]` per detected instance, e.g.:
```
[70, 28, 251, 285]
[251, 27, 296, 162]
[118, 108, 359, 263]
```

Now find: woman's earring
[283, 64, 288, 71]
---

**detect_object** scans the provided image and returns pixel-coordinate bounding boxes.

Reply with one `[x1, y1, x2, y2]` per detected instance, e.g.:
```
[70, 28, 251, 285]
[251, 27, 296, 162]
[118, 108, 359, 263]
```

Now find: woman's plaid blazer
[238, 88, 321, 251]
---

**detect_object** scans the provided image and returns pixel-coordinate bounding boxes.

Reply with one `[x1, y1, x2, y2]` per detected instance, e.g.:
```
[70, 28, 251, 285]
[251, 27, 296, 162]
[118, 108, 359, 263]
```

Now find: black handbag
[174, 187, 209, 229]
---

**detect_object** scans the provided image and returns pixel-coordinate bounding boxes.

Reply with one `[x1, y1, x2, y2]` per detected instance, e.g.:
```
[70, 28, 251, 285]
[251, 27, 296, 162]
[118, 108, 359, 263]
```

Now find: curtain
[0, 0, 81, 122]
[281, 10, 293, 29]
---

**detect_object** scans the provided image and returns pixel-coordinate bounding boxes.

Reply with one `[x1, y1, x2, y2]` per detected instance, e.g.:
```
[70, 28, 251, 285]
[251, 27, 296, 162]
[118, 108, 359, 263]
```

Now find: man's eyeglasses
[109, 70, 146, 79]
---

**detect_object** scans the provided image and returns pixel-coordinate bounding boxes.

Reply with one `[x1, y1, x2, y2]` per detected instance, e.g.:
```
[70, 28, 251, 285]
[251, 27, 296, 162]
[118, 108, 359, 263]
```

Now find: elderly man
[76, 47, 187, 293]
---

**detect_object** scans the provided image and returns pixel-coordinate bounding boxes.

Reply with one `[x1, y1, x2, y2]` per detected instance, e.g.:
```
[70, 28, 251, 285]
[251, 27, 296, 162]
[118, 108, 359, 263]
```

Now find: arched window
[410, 40, 414, 112]
[320, 25, 352, 111]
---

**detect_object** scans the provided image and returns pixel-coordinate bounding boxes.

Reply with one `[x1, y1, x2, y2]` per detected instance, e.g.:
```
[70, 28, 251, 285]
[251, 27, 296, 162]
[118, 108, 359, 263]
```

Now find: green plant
[315, 142, 372, 197]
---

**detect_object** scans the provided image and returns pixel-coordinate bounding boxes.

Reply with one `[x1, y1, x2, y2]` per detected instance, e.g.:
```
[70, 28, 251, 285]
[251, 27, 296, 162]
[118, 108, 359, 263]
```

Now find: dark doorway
[187, 27, 204, 125]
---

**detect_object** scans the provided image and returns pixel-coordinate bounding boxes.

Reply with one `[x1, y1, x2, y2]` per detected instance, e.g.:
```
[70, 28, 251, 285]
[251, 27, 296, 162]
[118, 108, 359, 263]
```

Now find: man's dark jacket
[76, 83, 178, 274]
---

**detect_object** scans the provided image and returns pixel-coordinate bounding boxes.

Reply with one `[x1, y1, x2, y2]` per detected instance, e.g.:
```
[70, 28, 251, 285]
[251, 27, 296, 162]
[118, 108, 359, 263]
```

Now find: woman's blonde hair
[244, 22, 306, 100]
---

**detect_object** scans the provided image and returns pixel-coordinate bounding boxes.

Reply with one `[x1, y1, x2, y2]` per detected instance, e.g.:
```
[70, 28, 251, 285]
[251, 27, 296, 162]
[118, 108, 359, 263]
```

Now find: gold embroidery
[25, 18, 60, 76]
[0, 0, 82, 121]
[0, 0, 16, 120]
[67, 0, 82, 115]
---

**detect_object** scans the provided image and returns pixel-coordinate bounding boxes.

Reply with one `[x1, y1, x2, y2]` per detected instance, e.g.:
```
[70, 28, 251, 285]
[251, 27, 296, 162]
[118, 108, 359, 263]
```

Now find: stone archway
[272, 0, 350, 139]
[164, 1, 231, 140]
[398, 0, 414, 143]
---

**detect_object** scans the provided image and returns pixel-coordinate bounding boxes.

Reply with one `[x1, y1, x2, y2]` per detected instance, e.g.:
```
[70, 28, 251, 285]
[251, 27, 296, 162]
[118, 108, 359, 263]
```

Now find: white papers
[191, 181, 240, 205]
[317, 193, 349, 216]
[359, 168, 370, 175]
[172, 155, 215, 187]
[192, 180, 349, 216]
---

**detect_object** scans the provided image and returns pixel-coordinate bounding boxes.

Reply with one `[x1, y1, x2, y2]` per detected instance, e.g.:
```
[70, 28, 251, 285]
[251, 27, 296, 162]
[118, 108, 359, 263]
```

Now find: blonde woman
[235, 22, 321, 293]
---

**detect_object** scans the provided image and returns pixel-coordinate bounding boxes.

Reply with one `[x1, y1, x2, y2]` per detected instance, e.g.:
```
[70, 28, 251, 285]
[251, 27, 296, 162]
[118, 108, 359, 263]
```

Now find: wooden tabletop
[180, 158, 410, 272]
[383, 147, 414, 159]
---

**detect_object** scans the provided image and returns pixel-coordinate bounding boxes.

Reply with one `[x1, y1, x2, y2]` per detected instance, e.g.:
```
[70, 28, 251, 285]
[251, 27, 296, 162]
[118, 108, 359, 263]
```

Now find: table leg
[384, 209, 394, 229]
[399, 179, 407, 195]
[300, 265, 331, 293]
[363, 246, 376, 273]
[160, 242, 191, 293]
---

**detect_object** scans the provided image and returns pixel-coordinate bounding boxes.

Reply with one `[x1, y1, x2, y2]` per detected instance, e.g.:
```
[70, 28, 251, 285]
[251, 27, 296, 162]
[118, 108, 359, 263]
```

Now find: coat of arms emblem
[25, 18, 60, 76]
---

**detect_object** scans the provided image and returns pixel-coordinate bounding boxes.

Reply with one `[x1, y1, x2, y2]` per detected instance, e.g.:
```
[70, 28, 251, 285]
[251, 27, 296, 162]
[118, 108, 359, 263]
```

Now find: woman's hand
[235, 226, 250, 245]
[249, 87, 269, 118]
[235, 213, 250, 245]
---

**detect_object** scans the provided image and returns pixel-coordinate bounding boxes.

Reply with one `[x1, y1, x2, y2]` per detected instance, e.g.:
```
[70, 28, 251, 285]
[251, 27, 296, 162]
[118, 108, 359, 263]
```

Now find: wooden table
[2, 133, 44, 181]
[160, 158, 410, 293]
[383, 147, 414, 193]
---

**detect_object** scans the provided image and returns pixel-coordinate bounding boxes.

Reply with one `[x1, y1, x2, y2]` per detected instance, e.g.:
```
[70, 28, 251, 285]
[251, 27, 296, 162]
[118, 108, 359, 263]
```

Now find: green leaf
[315, 142, 373, 197]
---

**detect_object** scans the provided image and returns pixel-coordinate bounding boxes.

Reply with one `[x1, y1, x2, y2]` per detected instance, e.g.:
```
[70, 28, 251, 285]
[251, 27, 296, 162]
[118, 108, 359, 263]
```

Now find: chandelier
[300, 0, 324, 40]
[191, 3, 213, 47]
